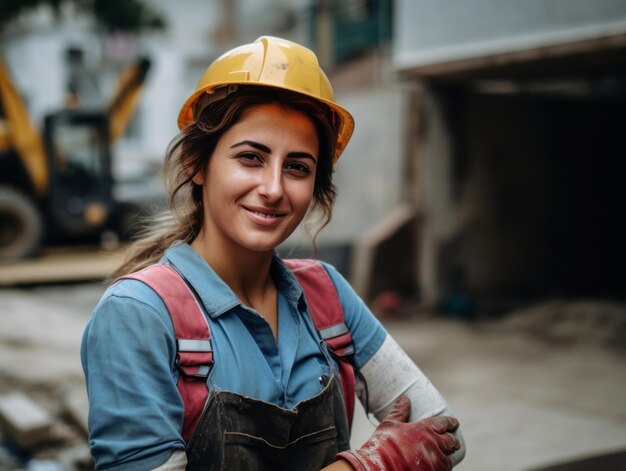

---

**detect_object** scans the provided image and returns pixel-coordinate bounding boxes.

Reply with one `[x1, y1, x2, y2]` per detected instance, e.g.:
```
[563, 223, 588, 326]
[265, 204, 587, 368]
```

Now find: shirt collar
[161, 242, 304, 318]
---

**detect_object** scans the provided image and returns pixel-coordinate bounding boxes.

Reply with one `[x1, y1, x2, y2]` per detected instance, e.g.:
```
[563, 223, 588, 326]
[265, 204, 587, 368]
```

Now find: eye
[284, 161, 311, 176]
[237, 152, 263, 165]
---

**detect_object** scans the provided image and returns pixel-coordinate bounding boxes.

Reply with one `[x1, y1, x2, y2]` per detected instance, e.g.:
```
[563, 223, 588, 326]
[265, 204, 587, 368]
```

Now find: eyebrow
[230, 140, 317, 164]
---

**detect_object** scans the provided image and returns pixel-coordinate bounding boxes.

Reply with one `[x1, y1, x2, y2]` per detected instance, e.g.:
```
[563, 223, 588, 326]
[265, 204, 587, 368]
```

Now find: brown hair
[113, 86, 339, 277]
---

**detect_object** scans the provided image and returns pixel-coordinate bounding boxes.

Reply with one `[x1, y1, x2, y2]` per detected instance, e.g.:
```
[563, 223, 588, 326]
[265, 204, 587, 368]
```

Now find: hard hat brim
[177, 82, 354, 163]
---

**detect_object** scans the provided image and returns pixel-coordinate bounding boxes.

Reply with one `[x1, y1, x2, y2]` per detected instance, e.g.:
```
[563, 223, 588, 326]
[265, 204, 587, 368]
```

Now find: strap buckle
[175, 339, 213, 380]
[319, 322, 355, 358]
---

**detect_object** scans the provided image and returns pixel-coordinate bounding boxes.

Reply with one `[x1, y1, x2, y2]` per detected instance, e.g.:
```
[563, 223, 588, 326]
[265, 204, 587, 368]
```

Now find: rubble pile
[498, 299, 626, 350]
[0, 385, 91, 471]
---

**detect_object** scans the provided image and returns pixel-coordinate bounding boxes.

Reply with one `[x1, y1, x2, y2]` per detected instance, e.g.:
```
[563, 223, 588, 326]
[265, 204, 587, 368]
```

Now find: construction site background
[1, 1, 625, 470]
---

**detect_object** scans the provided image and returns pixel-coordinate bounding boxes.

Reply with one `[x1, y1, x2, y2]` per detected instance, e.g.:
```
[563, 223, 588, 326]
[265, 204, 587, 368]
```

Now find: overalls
[185, 372, 351, 470]
[118, 259, 355, 470]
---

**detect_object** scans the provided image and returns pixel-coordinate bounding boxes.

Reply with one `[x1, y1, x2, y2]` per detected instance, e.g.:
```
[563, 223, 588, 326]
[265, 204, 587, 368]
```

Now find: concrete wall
[394, 0, 626, 307]
[412, 87, 457, 303]
[281, 85, 408, 277]
[320, 87, 407, 244]
[394, 0, 626, 71]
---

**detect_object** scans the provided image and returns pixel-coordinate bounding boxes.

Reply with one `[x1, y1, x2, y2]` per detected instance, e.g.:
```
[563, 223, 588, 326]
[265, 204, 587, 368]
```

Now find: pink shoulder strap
[284, 259, 356, 428]
[118, 264, 212, 442]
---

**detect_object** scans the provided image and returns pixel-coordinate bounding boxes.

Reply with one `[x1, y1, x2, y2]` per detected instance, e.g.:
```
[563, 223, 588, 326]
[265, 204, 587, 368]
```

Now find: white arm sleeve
[151, 450, 187, 470]
[355, 334, 466, 465]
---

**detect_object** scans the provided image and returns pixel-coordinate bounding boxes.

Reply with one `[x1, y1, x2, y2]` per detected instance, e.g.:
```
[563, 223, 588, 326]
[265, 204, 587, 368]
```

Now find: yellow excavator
[0, 55, 151, 260]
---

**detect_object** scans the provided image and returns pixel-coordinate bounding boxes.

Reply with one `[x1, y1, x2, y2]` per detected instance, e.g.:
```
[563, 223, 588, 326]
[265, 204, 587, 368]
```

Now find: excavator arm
[0, 54, 151, 260]
[107, 56, 151, 143]
[0, 58, 48, 196]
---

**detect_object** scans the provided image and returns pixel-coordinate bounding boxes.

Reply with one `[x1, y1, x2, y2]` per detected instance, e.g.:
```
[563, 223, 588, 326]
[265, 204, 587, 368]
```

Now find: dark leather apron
[186, 374, 350, 470]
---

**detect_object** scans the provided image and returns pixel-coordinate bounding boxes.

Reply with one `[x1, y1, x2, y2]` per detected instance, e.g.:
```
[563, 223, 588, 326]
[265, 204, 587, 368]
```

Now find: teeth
[252, 210, 279, 218]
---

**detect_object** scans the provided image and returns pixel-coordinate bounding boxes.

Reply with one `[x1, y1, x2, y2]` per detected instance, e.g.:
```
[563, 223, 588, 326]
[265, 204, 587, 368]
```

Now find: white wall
[324, 88, 406, 243]
[286, 87, 407, 247]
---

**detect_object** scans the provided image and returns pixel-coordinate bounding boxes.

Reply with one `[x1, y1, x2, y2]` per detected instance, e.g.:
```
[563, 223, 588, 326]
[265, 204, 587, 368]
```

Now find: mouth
[242, 205, 287, 220]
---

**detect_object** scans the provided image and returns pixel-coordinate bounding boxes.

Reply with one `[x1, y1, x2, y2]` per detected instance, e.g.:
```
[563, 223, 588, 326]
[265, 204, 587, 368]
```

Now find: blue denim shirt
[81, 243, 387, 470]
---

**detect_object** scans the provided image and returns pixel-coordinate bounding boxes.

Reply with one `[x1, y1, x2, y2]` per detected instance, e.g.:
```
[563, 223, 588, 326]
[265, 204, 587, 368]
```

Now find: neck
[190, 230, 275, 305]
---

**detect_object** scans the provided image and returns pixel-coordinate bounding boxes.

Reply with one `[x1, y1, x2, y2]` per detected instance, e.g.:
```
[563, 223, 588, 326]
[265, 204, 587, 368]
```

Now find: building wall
[318, 87, 407, 244]
[395, 0, 626, 307]
[394, 0, 626, 72]
[414, 84, 626, 308]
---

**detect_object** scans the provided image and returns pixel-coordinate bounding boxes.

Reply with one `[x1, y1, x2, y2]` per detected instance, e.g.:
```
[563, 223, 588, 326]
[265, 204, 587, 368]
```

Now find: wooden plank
[0, 247, 126, 286]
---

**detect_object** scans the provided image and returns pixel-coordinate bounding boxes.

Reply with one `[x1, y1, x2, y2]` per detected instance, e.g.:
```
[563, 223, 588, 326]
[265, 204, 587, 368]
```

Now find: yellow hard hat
[177, 36, 354, 162]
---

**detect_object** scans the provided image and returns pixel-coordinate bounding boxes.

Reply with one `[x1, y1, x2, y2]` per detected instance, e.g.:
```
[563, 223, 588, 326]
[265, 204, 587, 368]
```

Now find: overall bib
[186, 374, 351, 471]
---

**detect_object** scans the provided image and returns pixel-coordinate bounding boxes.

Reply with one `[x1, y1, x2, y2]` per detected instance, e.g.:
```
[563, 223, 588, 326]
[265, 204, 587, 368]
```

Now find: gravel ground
[1, 284, 625, 471]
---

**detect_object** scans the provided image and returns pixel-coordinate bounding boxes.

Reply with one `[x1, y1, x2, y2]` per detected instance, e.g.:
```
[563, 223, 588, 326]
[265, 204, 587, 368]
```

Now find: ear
[183, 157, 205, 185]
[191, 170, 205, 185]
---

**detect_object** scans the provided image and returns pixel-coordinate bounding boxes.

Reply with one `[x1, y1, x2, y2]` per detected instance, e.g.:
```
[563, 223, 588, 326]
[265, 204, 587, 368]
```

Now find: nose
[257, 163, 284, 202]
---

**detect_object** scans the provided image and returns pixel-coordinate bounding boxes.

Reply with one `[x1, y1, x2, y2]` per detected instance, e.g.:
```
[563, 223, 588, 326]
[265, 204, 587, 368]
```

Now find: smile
[242, 206, 287, 224]
[249, 210, 282, 219]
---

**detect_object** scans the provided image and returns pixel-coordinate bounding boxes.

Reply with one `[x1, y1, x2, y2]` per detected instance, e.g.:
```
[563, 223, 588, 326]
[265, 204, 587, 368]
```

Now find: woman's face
[192, 103, 319, 255]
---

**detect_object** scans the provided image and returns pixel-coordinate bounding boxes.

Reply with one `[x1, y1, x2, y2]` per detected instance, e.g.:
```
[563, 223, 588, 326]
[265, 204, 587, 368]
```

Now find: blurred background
[0, 1, 625, 470]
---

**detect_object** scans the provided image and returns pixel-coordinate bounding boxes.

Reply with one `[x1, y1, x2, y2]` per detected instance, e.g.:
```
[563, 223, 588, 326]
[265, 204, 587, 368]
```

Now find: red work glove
[337, 395, 460, 471]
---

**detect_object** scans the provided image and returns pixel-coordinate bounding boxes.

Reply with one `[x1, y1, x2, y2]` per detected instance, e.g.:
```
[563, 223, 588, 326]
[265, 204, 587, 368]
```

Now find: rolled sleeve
[81, 280, 186, 470]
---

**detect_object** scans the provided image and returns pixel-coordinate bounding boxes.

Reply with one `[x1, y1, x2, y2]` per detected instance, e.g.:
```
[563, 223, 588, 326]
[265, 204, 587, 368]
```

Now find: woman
[81, 36, 465, 471]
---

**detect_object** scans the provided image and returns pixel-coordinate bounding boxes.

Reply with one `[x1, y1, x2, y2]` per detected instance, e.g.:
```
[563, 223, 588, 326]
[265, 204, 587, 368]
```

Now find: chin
[238, 237, 285, 254]
[238, 226, 299, 253]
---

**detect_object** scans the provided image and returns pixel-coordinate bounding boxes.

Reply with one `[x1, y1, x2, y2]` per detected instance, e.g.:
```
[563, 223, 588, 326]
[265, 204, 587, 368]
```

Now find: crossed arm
[153, 333, 465, 471]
